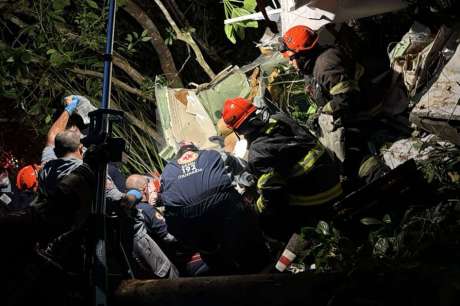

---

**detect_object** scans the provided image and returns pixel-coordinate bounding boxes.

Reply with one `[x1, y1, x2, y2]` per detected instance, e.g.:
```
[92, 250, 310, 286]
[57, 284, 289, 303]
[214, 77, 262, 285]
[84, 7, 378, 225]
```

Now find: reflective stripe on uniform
[264, 118, 278, 135]
[289, 143, 325, 177]
[288, 182, 343, 206]
[255, 196, 266, 214]
[329, 80, 360, 95]
[256, 171, 285, 214]
[329, 63, 365, 96]
[257, 171, 285, 190]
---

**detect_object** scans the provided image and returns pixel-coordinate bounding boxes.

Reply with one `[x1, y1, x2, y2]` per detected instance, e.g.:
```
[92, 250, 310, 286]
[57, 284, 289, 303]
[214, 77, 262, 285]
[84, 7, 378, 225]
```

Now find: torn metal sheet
[155, 54, 286, 160]
[410, 29, 460, 145]
[197, 67, 251, 124]
[280, 0, 407, 32]
[155, 80, 217, 160]
[382, 135, 453, 170]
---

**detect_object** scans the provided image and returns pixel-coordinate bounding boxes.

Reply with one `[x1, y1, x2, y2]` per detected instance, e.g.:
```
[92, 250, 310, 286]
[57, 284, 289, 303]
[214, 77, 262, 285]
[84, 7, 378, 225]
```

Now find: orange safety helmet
[222, 97, 257, 130]
[16, 165, 39, 191]
[281, 25, 319, 58]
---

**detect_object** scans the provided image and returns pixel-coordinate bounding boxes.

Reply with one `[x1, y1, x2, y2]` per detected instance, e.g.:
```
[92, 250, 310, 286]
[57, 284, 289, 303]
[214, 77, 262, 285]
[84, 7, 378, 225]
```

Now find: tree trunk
[69, 68, 155, 102]
[114, 273, 345, 306]
[123, 0, 183, 88]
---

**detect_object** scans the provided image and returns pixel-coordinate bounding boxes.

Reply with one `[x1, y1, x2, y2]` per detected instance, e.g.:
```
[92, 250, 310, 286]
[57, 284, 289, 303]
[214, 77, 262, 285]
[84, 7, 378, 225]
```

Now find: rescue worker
[10, 164, 41, 210]
[41, 95, 124, 200]
[160, 141, 270, 274]
[222, 97, 343, 240]
[124, 174, 179, 279]
[280, 25, 387, 185]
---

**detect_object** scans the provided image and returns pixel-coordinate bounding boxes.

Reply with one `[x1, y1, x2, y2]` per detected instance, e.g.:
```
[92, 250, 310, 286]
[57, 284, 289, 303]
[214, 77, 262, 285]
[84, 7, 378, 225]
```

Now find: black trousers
[166, 197, 270, 275]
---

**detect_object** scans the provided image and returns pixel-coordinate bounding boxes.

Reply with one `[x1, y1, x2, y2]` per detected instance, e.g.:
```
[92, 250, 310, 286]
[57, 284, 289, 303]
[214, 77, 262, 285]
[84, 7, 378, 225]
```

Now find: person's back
[161, 149, 235, 210]
[222, 98, 343, 240]
[161, 143, 270, 274]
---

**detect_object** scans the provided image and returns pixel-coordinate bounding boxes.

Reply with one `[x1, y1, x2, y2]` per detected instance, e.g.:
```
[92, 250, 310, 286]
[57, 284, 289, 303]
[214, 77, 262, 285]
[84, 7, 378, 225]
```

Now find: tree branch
[152, 0, 216, 80]
[123, 0, 183, 88]
[55, 25, 146, 86]
[112, 52, 146, 85]
[163, 0, 227, 66]
[110, 100, 165, 146]
[69, 68, 155, 102]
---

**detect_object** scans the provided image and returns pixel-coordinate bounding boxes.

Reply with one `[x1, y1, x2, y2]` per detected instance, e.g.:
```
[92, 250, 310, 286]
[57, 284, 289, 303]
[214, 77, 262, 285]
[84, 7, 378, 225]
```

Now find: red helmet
[16, 165, 39, 191]
[222, 97, 257, 130]
[281, 25, 319, 58]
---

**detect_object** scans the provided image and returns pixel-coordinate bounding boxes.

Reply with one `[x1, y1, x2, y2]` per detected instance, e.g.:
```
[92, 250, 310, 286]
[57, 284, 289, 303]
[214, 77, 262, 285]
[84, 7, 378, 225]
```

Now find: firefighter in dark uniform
[222, 97, 343, 240]
[280, 25, 387, 185]
[161, 141, 270, 274]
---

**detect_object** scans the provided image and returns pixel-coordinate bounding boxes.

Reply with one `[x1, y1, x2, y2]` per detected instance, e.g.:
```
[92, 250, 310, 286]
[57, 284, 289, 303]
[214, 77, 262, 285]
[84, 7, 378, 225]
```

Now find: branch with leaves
[69, 67, 155, 102]
[223, 0, 259, 44]
[123, 0, 183, 88]
[152, 0, 216, 80]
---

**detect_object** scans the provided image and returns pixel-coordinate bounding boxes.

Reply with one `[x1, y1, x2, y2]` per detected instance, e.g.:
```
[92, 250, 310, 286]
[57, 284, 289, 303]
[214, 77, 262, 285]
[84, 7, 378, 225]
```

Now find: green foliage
[223, 0, 258, 44]
[0, 0, 163, 173]
[297, 198, 460, 274]
[164, 27, 176, 46]
[119, 29, 152, 54]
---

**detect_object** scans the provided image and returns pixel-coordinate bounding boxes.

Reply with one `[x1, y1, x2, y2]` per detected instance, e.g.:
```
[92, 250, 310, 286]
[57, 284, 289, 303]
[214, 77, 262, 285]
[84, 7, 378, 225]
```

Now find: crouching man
[161, 141, 270, 274]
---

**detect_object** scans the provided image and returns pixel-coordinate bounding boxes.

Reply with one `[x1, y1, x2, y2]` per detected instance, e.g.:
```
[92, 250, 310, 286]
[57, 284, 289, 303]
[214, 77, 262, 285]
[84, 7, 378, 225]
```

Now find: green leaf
[6, 56, 14, 63]
[382, 214, 392, 224]
[133, 32, 139, 39]
[45, 114, 52, 124]
[20, 52, 32, 64]
[316, 221, 330, 236]
[243, 0, 257, 11]
[49, 52, 65, 67]
[235, 25, 245, 40]
[52, 0, 70, 11]
[126, 34, 133, 42]
[117, 0, 128, 7]
[141, 29, 149, 37]
[50, 13, 66, 23]
[232, 7, 250, 18]
[127, 43, 133, 51]
[360, 217, 384, 226]
[141, 36, 152, 42]
[224, 24, 236, 44]
[86, 0, 98, 9]
[46, 49, 57, 55]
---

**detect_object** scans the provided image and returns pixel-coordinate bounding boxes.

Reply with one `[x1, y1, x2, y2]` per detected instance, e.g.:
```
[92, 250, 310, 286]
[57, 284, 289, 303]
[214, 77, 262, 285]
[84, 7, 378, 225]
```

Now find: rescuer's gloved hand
[126, 189, 142, 207]
[64, 95, 80, 115]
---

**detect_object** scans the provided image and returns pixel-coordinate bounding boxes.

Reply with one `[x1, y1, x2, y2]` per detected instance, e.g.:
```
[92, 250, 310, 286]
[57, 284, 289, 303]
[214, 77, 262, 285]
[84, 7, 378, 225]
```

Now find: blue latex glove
[126, 189, 142, 207]
[64, 96, 80, 114]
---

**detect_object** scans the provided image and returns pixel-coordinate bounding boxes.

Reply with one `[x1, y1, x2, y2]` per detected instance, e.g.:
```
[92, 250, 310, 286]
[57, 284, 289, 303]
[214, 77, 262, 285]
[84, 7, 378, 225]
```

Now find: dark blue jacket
[136, 203, 170, 241]
[161, 150, 244, 215]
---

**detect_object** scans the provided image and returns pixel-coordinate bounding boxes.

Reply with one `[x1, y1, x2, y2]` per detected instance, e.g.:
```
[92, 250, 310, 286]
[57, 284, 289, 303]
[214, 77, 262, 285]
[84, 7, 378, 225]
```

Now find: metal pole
[101, 0, 116, 110]
[93, 1, 116, 306]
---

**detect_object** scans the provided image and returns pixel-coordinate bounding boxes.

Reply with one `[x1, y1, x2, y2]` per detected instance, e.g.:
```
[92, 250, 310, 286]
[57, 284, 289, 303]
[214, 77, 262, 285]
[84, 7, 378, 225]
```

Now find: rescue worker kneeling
[222, 97, 343, 240]
[161, 141, 270, 274]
